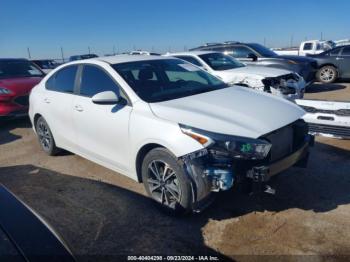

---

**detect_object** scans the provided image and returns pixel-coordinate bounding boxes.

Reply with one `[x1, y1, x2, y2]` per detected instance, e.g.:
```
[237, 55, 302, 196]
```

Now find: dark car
[69, 54, 98, 61]
[0, 184, 75, 262]
[190, 42, 318, 85]
[307, 45, 350, 83]
[31, 59, 59, 73]
[0, 59, 44, 119]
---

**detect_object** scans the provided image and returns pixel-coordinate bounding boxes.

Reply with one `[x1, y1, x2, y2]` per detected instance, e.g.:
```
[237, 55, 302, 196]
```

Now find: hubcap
[320, 68, 335, 82]
[37, 120, 51, 151]
[147, 160, 181, 208]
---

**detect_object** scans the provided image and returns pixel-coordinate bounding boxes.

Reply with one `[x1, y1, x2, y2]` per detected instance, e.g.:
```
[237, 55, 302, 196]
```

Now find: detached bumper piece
[308, 123, 350, 139]
[246, 135, 313, 194]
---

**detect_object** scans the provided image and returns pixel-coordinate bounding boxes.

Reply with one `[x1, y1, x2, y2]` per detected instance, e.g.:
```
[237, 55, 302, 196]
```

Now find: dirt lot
[1, 83, 350, 261]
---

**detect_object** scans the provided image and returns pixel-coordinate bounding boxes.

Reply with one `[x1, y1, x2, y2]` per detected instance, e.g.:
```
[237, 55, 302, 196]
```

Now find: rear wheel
[317, 65, 338, 83]
[36, 116, 60, 156]
[141, 148, 192, 214]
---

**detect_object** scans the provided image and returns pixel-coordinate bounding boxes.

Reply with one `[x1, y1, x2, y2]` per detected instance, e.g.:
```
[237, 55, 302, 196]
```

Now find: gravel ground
[0, 83, 350, 261]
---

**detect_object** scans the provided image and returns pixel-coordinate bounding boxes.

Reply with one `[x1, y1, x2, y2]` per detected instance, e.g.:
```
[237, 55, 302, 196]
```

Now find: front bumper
[246, 137, 312, 183]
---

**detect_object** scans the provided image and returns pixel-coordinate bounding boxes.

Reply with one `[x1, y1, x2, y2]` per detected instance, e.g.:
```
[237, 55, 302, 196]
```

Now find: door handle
[74, 105, 84, 112]
[336, 57, 344, 60]
[44, 98, 50, 104]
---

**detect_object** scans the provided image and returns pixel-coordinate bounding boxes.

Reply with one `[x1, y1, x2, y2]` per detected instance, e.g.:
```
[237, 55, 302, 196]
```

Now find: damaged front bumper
[263, 73, 306, 100]
[179, 134, 314, 212]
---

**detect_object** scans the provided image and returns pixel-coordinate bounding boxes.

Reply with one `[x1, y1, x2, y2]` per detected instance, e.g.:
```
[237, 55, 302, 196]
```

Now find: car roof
[167, 51, 217, 56]
[0, 58, 28, 62]
[95, 55, 176, 64]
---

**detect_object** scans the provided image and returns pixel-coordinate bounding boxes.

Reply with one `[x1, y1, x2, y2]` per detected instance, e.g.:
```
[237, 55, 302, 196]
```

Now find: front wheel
[141, 148, 193, 215]
[317, 65, 338, 83]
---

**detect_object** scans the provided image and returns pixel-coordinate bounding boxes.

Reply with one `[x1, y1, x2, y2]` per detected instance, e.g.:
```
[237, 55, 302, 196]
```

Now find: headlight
[288, 60, 298, 65]
[0, 87, 13, 95]
[180, 124, 271, 160]
[222, 139, 271, 160]
[180, 125, 214, 147]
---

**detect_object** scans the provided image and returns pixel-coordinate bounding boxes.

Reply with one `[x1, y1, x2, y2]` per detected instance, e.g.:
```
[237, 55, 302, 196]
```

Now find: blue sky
[1, 0, 349, 59]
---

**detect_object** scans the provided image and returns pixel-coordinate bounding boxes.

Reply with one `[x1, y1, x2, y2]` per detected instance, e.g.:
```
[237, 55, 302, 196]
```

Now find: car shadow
[0, 165, 234, 261]
[0, 142, 349, 260]
[306, 83, 346, 93]
[0, 118, 31, 145]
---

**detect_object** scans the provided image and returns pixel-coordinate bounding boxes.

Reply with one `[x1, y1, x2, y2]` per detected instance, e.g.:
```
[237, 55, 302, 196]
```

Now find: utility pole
[321, 32, 323, 40]
[88, 46, 91, 54]
[27, 47, 31, 59]
[263, 37, 266, 46]
[113, 45, 116, 55]
[60, 47, 64, 63]
[290, 35, 294, 47]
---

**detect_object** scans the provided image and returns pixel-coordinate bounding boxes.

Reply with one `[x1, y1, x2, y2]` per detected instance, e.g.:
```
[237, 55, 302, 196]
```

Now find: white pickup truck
[273, 40, 335, 56]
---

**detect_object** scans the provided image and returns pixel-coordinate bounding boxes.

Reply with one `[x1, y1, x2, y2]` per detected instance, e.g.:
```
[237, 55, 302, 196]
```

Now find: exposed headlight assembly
[0, 87, 13, 95]
[180, 124, 271, 160]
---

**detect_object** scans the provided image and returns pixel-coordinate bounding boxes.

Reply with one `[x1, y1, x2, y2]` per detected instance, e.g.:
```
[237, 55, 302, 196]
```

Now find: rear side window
[341, 46, 350, 56]
[303, 43, 313, 50]
[46, 65, 78, 93]
[79, 65, 120, 97]
[174, 56, 202, 67]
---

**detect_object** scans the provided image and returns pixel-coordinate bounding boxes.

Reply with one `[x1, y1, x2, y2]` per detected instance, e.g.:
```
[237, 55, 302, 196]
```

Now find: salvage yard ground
[1, 83, 350, 261]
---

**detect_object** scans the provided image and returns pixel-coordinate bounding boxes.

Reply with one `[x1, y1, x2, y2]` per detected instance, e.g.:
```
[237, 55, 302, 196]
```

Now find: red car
[0, 59, 45, 119]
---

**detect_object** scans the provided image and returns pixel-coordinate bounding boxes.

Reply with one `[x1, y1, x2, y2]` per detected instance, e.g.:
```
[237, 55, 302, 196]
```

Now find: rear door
[337, 46, 350, 78]
[73, 64, 132, 172]
[43, 65, 78, 149]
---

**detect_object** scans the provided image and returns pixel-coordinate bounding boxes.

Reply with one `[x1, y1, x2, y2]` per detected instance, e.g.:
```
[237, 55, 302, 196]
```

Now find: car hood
[220, 66, 292, 78]
[277, 55, 316, 63]
[0, 77, 42, 95]
[150, 87, 305, 138]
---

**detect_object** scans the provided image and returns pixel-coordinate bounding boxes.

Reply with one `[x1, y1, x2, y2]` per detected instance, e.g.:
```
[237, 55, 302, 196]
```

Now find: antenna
[60, 47, 64, 63]
[27, 47, 31, 59]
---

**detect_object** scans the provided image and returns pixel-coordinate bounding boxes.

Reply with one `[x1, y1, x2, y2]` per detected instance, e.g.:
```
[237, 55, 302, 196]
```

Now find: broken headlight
[180, 124, 271, 160]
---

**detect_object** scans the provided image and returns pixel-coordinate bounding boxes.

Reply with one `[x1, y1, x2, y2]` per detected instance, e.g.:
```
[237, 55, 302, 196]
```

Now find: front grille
[262, 120, 308, 162]
[300, 105, 350, 117]
[309, 123, 350, 139]
[14, 95, 29, 106]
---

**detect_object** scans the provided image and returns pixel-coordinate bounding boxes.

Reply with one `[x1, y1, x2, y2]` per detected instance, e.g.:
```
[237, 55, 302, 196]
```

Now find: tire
[35, 116, 60, 156]
[317, 65, 338, 83]
[141, 147, 193, 215]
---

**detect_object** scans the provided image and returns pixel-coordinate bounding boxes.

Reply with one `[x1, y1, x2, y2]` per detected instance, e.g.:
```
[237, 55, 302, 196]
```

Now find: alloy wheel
[146, 160, 181, 208]
[37, 120, 51, 151]
[320, 67, 335, 82]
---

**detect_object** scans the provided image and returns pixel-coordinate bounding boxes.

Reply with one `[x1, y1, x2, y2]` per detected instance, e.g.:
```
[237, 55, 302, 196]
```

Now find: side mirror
[92, 91, 119, 105]
[247, 53, 258, 61]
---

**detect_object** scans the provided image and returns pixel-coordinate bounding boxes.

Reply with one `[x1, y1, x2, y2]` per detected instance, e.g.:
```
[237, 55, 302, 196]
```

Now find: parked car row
[1, 39, 348, 214]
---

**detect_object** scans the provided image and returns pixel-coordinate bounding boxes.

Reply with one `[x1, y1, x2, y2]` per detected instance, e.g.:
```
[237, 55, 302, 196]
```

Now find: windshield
[112, 59, 228, 103]
[0, 60, 44, 79]
[199, 53, 245, 71]
[247, 43, 278, 57]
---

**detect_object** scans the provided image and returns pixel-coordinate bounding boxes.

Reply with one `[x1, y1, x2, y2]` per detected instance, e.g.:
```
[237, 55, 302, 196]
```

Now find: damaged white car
[29, 55, 313, 214]
[167, 51, 306, 100]
[296, 99, 350, 139]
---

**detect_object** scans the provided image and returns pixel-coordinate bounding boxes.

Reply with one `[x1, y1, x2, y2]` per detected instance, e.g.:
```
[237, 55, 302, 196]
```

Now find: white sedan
[29, 55, 313, 214]
[167, 51, 306, 100]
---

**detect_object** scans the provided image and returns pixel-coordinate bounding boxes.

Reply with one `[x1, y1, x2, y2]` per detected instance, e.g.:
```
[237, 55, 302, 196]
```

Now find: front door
[73, 64, 132, 173]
